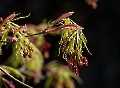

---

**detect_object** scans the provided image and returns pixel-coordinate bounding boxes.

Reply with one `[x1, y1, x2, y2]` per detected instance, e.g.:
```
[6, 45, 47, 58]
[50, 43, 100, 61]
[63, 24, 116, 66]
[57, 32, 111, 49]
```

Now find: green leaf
[55, 77, 63, 88]
[0, 24, 10, 53]
[26, 47, 44, 73]
[10, 42, 22, 68]
[1, 65, 25, 82]
[44, 76, 54, 88]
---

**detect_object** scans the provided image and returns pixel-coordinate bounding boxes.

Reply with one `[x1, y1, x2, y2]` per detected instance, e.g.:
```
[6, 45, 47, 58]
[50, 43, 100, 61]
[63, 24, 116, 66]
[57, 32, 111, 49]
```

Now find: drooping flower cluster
[0, 13, 34, 64]
[55, 15, 91, 75]
[59, 22, 90, 74]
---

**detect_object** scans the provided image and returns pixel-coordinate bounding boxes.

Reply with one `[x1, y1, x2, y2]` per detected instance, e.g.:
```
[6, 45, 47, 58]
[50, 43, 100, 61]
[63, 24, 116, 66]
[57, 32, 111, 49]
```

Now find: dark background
[0, 0, 120, 88]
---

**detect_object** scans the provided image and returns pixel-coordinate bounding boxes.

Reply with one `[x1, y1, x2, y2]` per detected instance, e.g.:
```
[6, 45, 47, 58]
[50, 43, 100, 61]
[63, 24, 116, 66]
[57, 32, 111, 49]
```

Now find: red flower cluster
[40, 40, 51, 58]
[67, 54, 88, 75]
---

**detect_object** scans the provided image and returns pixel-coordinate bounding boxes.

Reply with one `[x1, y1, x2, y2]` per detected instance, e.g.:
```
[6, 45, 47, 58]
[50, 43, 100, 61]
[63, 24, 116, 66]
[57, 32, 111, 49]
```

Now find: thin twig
[25, 24, 83, 37]
[25, 31, 43, 37]
[0, 66, 33, 88]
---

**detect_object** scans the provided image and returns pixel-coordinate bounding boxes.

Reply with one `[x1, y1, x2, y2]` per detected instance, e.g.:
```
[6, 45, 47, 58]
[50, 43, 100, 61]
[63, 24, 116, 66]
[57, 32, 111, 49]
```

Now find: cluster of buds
[67, 55, 88, 75]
